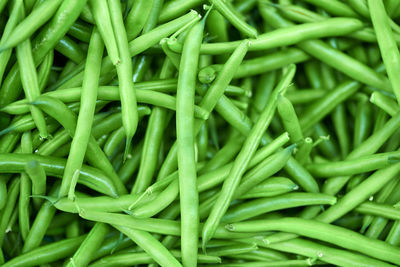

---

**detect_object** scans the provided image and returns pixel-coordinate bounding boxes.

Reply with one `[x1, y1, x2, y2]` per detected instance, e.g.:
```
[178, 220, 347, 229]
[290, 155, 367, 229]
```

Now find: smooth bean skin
[306, 151, 400, 177]
[208, 0, 257, 38]
[125, 0, 154, 40]
[169, 17, 363, 55]
[52, 194, 157, 214]
[175, 19, 204, 267]
[355, 201, 400, 220]
[55, 36, 85, 64]
[268, 237, 394, 267]
[240, 177, 298, 199]
[59, 28, 104, 198]
[0, 153, 117, 197]
[222, 192, 336, 223]
[2, 235, 87, 267]
[227, 217, 400, 265]
[112, 225, 182, 267]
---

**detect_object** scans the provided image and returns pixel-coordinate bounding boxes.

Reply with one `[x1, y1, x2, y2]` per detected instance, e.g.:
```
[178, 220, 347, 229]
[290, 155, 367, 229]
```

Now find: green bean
[159, 0, 202, 22]
[118, 140, 143, 184]
[0, 0, 88, 108]
[25, 160, 46, 208]
[48, 193, 157, 214]
[307, 151, 400, 177]
[21, 183, 58, 253]
[68, 20, 92, 43]
[387, 220, 400, 246]
[59, 28, 104, 198]
[170, 18, 363, 55]
[3, 235, 86, 267]
[323, 112, 400, 195]
[303, 0, 360, 17]
[369, 0, 400, 104]
[32, 96, 127, 195]
[223, 193, 336, 223]
[202, 64, 295, 248]
[79, 210, 262, 240]
[161, 38, 181, 69]
[277, 94, 303, 144]
[0, 153, 117, 196]
[200, 132, 244, 174]
[259, 5, 391, 92]
[294, 137, 312, 164]
[125, 0, 154, 40]
[88, 0, 119, 65]
[299, 81, 361, 132]
[202, 259, 314, 267]
[16, 35, 48, 139]
[240, 177, 298, 199]
[65, 219, 81, 238]
[0, 178, 20, 247]
[268, 237, 394, 267]
[207, 0, 257, 38]
[103, 126, 125, 158]
[112, 225, 182, 267]
[109, 0, 139, 160]
[370, 91, 399, 116]
[0, 0, 23, 87]
[175, 18, 205, 266]
[0, 0, 63, 51]
[234, 145, 295, 197]
[148, 37, 252, 181]
[19, 132, 32, 240]
[37, 50, 54, 92]
[0, 176, 7, 211]
[207, 243, 257, 257]
[197, 123, 208, 161]
[132, 108, 167, 193]
[227, 217, 400, 265]
[2, 86, 208, 119]
[66, 223, 109, 267]
[318, 162, 400, 223]
[90, 250, 220, 267]
[55, 36, 85, 64]
[355, 201, 400, 220]
[361, 177, 400, 233]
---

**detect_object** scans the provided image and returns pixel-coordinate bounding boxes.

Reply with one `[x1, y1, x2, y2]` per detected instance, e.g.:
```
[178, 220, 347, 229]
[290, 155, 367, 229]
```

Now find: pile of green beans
[2, 0, 400, 266]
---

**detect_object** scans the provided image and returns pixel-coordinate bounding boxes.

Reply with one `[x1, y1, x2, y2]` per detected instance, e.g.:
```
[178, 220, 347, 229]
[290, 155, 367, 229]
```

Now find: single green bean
[223, 193, 336, 223]
[240, 177, 298, 199]
[307, 151, 400, 177]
